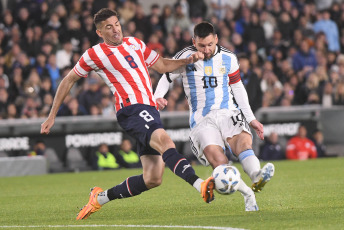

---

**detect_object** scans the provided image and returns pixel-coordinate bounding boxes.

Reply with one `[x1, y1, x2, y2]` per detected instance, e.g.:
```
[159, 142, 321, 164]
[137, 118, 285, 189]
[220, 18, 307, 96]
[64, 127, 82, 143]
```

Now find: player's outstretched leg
[76, 174, 149, 220]
[251, 163, 275, 193]
[76, 187, 103, 220]
[237, 178, 259, 211]
[162, 148, 215, 203]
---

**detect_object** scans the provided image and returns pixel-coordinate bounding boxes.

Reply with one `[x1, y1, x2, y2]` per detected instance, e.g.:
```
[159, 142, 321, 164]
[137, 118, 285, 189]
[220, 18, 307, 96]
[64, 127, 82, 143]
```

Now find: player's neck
[104, 40, 123, 47]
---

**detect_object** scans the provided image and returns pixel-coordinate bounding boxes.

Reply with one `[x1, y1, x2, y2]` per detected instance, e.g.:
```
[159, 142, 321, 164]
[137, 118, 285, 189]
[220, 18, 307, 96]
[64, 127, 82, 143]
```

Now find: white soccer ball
[212, 164, 241, 195]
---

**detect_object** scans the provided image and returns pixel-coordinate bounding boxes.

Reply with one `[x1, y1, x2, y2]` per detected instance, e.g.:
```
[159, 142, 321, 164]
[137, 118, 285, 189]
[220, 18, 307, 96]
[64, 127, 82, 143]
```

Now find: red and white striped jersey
[73, 37, 160, 111]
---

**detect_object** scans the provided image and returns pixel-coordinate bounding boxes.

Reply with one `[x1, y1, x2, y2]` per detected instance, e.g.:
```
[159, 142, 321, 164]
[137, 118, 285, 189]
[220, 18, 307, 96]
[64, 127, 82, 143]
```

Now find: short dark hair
[94, 8, 119, 28]
[194, 22, 215, 38]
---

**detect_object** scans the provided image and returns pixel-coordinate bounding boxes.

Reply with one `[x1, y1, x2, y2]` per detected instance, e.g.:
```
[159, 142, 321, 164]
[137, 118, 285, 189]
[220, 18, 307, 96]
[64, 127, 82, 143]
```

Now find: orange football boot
[201, 177, 215, 203]
[76, 187, 103, 220]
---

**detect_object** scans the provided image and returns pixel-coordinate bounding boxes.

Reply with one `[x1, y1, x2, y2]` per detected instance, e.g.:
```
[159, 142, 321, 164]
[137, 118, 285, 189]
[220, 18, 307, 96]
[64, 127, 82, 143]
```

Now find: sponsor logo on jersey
[205, 66, 212, 76]
[186, 65, 197, 72]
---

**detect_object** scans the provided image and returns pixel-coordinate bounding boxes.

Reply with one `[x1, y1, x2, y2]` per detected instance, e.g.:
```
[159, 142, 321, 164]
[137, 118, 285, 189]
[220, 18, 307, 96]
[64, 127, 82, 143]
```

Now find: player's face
[96, 16, 123, 46]
[193, 34, 218, 60]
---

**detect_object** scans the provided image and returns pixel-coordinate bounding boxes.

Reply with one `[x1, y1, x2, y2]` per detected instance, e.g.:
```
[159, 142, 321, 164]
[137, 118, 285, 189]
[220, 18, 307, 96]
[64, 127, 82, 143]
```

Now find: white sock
[237, 178, 254, 196]
[97, 190, 110, 205]
[239, 150, 261, 183]
[193, 178, 203, 193]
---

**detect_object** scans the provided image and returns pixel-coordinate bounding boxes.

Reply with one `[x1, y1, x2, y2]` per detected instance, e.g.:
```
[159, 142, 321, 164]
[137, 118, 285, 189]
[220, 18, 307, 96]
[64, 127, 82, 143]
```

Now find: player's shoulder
[174, 45, 197, 60]
[123, 36, 144, 46]
[219, 45, 237, 58]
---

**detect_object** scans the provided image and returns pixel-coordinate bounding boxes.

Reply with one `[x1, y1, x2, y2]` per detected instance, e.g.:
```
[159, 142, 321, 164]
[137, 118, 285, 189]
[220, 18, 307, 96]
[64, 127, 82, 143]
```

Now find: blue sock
[162, 148, 199, 186]
[107, 174, 148, 200]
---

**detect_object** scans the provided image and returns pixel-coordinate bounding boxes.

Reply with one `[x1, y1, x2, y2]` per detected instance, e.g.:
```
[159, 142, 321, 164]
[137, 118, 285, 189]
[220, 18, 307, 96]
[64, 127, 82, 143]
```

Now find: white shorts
[189, 109, 252, 166]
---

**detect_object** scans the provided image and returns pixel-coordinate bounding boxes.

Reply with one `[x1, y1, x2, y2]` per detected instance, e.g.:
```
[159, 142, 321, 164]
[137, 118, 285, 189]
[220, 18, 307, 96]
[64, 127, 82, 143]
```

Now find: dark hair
[194, 22, 215, 38]
[94, 8, 119, 27]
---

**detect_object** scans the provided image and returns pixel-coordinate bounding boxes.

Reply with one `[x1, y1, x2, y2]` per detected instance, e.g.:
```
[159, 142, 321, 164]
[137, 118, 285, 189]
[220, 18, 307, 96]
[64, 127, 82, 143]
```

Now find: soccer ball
[212, 164, 241, 195]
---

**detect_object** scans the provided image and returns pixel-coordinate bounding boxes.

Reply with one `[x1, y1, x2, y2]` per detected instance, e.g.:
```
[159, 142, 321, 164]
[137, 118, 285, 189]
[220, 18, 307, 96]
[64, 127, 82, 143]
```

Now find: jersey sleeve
[73, 48, 95, 77]
[154, 72, 182, 99]
[139, 39, 160, 67]
[228, 54, 241, 85]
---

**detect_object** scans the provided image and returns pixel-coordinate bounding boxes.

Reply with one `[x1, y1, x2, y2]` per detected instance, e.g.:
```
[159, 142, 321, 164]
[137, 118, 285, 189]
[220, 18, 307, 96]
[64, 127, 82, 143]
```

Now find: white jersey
[155, 45, 255, 129]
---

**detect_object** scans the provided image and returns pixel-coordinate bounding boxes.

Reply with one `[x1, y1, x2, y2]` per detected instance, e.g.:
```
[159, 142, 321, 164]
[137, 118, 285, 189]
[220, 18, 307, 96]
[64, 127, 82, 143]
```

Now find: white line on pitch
[0, 224, 246, 230]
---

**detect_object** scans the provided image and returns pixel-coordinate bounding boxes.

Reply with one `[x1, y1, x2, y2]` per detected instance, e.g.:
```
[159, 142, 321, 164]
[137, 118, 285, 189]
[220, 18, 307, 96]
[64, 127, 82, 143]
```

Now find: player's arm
[40, 70, 80, 134]
[154, 72, 181, 110]
[227, 57, 264, 140]
[150, 52, 203, 74]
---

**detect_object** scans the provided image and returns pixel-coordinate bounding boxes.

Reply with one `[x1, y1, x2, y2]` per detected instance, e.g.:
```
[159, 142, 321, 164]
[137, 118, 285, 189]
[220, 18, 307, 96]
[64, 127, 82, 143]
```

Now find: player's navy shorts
[116, 104, 163, 156]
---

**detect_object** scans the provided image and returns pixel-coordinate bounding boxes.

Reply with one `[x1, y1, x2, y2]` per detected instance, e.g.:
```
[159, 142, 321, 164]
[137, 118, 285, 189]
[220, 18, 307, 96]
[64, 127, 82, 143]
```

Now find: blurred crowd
[1, 0, 344, 120]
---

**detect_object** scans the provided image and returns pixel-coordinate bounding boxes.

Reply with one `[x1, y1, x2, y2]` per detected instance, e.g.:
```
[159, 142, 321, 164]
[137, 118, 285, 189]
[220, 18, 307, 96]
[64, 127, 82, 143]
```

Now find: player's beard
[109, 33, 123, 46]
[203, 53, 214, 61]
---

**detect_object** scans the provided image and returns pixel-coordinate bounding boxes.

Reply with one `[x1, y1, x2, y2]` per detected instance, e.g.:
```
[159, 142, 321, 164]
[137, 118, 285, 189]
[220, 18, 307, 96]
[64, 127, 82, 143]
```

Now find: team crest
[130, 44, 140, 50]
[205, 66, 212, 76]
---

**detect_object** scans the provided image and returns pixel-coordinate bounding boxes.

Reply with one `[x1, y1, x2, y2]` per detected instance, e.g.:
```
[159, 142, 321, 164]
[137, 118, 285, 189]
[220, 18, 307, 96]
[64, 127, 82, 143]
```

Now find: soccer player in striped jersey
[40, 9, 215, 220]
[154, 22, 275, 211]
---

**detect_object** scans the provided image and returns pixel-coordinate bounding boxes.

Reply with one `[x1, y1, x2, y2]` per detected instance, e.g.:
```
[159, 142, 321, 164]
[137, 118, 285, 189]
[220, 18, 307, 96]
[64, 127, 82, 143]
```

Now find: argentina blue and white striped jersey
[154, 45, 256, 129]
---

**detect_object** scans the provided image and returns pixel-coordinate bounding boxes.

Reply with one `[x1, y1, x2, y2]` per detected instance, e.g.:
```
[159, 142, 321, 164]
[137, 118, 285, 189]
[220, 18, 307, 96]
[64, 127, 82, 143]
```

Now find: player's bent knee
[145, 177, 163, 189]
[150, 129, 176, 153]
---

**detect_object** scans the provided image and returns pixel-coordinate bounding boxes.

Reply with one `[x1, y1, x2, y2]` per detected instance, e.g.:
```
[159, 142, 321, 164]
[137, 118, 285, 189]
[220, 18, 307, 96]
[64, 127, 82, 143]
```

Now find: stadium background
[0, 0, 344, 175]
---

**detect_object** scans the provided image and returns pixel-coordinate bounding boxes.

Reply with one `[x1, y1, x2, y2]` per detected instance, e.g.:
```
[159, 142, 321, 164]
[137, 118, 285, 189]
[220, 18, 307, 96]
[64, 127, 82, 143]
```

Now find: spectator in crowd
[334, 82, 344, 105]
[78, 77, 102, 114]
[211, 0, 237, 21]
[322, 81, 334, 107]
[114, 139, 141, 168]
[93, 143, 119, 170]
[46, 54, 60, 91]
[57, 97, 87, 117]
[313, 10, 340, 53]
[239, 56, 262, 112]
[56, 40, 73, 69]
[292, 39, 317, 74]
[21, 96, 39, 118]
[286, 125, 317, 160]
[260, 132, 285, 161]
[28, 140, 46, 157]
[311, 129, 326, 158]
[0, 0, 344, 121]
[165, 2, 191, 34]
[243, 12, 265, 49]
[0, 87, 8, 118]
[6, 103, 18, 119]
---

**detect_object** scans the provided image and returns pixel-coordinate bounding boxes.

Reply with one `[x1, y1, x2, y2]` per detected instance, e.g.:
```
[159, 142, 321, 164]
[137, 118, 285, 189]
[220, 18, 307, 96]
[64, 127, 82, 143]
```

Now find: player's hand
[40, 116, 55, 135]
[186, 51, 204, 64]
[250, 120, 264, 140]
[156, 98, 168, 110]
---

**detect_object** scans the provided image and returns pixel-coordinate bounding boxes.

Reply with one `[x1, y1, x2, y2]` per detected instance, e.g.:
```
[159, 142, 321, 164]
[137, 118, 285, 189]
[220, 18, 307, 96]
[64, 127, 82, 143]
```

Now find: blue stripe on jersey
[220, 54, 231, 109]
[202, 59, 215, 117]
[186, 63, 197, 128]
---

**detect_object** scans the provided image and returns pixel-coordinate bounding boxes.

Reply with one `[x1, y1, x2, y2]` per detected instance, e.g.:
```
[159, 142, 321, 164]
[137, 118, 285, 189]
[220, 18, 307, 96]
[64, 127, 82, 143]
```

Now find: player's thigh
[190, 119, 226, 166]
[217, 109, 252, 155]
[117, 104, 165, 155]
[150, 128, 175, 154]
[226, 131, 252, 156]
[203, 145, 228, 169]
[192, 119, 225, 151]
[141, 155, 165, 188]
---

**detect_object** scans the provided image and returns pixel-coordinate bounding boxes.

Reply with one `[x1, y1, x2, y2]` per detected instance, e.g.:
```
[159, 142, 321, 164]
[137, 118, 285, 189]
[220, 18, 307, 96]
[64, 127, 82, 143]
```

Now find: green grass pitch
[0, 158, 343, 230]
